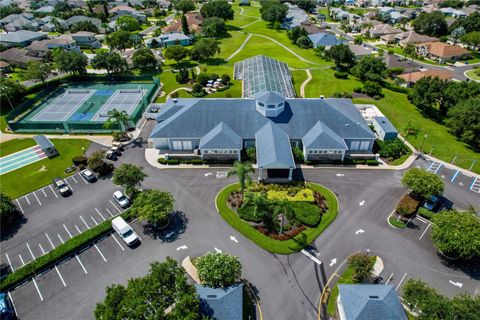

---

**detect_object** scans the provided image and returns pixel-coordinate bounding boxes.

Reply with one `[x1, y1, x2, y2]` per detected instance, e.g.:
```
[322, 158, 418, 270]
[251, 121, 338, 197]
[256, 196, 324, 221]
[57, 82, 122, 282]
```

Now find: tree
[287, 26, 308, 44]
[175, 68, 189, 84]
[439, 0, 464, 8]
[220, 73, 230, 85]
[103, 108, 131, 134]
[20, 62, 51, 85]
[91, 51, 128, 74]
[181, 14, 189, 35]
[450, 26, 466, 44]
[431, 210, 480, 260]
[70, 20, 99, 33]
[196, 73, 210, 86]
[402, 44, 416, 60]
[242, 192, 270, 221]
[347, 253, 374, 282]
[115, 15, 141, 32]
[227, 161, 254, 193]
[274, 200, 294, 235]
[413, 12, 448, 37]
[352, 55, 388, 83]
[101, 0, 109, 18]
[95, 258, 199, 319]
[401, 168, 444, 199]
[460, 31, 480, 49]
[296, 0, 316, 12]
[0, 78, 26, 111]
[196, 253, 242, 288]
[175, 0, 195, 13]
[407, 76, 447, 116]
[362, 81, 382, 97]
[129, 189, 174, 225]
[200, 0, 234, 20]
[260, 1, 288, 24]
[132, 47, 157, 69]
[87, 150, 106, 170]
[446, 97, 480, 150]
[190, 38, 221, 61]
[450, 11, 480, 33]
[164, 45, 188, 67]
[112, 163, 147, 195]
[402, 121, 419, 141]
[52, 49, 88, 75]
[325, 43, 355, 69]
[0, 192, 22, 235]
[0, 5, 22, 19]
[202, 17, 227, 38]
[296, 36, 312, 49]
[106, 30, 134, 51]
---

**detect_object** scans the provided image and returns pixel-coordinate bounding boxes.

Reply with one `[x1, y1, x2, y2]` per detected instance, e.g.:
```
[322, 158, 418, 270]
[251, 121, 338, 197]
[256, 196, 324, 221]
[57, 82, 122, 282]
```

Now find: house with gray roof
[281, 2, 309, 30]
[0, 30, 47, 47]
[65, 15, 101, 28]
[308, 32, 345, 48]
[372, 116, 398, 140]
[195, 284, 243, 320]
[0, 13, 39, 32]
[337, 284, 407, 320]
[146, 32, 191, 48]
[149, 91, 376, 180]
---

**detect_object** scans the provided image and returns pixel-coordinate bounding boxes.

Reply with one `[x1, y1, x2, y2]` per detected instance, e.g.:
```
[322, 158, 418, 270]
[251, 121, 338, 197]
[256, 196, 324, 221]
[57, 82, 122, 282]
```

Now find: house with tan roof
[416, 42, 471, 63]
[0, 47, 45, 67]
[162, 12, 203, 34]
[395, 30, 438, 47]
[366, 23, 402, 38]
[397, 69, 453, 86]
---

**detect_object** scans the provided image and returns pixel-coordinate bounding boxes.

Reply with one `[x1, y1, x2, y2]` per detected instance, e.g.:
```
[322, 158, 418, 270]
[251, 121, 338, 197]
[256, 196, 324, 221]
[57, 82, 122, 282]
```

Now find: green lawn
[216, 182, 338, 254]
[218, 31, 249, 60]
[0, 138, 36, 157]
[291, 70, 308, 97]
[466, 69, 480, 81]
[388, 150, 412, 166]
[389, 215, 407, 228]
[229, 4, 259, 28]
[0, 139, 91, 198]
[353, 91, 480, 174]
[305, 68, 362, 98]
[377, 45, 444, 66]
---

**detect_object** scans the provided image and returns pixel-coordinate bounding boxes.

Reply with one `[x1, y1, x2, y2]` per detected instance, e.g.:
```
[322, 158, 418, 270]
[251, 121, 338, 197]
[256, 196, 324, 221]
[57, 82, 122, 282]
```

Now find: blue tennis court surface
[94, 90, 113, 96]
[69, 112, 95, 121]
[0, 146, 47, 175]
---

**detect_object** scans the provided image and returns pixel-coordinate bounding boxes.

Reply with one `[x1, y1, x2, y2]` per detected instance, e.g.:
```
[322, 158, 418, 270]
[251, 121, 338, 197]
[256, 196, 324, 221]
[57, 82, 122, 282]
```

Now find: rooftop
[398, 69, 454, 83]
[196, 284, 243, 320]
[0, 30, 47, 43]
[418, 41, 471, 58]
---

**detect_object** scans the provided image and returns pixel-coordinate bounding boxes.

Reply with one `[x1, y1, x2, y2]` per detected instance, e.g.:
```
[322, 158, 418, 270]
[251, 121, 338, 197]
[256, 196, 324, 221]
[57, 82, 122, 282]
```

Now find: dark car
[80, 169, 97, 182]
[52, 177, 72, 196]
[423, 195, 453, 213]
[0, 292, 16, 320]
[105, 151, 117, 161]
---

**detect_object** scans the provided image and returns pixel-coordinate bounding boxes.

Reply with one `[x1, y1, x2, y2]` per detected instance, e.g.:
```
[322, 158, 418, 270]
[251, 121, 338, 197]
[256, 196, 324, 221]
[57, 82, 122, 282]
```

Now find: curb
[387, 210, 406, 230]
[372, 256, 384, 277]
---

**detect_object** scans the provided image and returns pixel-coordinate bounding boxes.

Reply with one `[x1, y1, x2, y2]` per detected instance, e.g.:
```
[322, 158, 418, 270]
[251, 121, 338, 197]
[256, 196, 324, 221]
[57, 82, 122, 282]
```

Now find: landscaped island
[216, 182, 338, 254]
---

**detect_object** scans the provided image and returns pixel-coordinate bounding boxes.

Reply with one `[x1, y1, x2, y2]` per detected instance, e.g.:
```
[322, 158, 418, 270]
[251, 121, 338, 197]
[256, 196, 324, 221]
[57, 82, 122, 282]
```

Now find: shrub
[196, 253, 242, 288]
[396, 194, 420, 217]
[291, 202, 322, 227]
[72, 156, 88, 166]
[333, 91, 353, 98]
[190, 159, 205, 164]
[267, 189, 314, 202]
[377, 138, 409, 160]
[237, 203, 264, 223]
[158, 158, 167, 164]
[175, 69, 189, 84]
[418, 207, 435, 220]
[196, 73, 209, 86]
[167, 159, 179, 165]
[353, 87, 362, 93]
[220, 74, 230, 85]
[334, 71, 349, 79]
[366, 159, 378, 166]
[363, 81, 382, 97]
[292, 147, 304, 163]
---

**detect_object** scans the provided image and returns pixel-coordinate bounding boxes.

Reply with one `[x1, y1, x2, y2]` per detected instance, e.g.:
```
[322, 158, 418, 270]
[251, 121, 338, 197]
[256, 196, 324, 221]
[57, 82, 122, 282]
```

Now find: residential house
[146, 32, 191, 48]
[239, 0, 250, 5]
[372, 116, 398, 140]
[162, 12, 203, 34]
[416, 41, 471, 63]
[0, 47, 44, 66]
[195, 284, 243, 320]
[398, 69, 454, 86]
[367, 23, 402, 38]
[149, 91, 377, 180]
[25, 40, 50, 57]
[440, 7, 467, 18]
[119, 47, 162, 68]
[0, 13, 39, 32]
[461, 5, 480, 16]
[308, 32, 345, 48]
[281, 3, 309, 30]
[337, 284, 407, 320]
[300, 21, 323, 34]
[395, 30, 438, 47]
[110, 5, 147, 21]
[70, 31, 101, 48]
[47, 34, 78, 50]
[0, 30, 47, 47]
[157, 0, 171, 9]
[330, 8, 360, 21]
[348, 43, 376, 58]
[65, 16, 102, 29]
[39, 16, 68, 32]
[0, 61, 12, 73]
[0, 0, 16, 7]
[383, 54, 421, 73]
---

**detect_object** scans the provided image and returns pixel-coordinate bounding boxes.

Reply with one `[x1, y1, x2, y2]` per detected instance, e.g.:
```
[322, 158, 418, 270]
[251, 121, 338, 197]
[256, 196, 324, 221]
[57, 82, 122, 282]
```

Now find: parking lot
[425, 160, 480, 194]
[1, 171, 125, 277]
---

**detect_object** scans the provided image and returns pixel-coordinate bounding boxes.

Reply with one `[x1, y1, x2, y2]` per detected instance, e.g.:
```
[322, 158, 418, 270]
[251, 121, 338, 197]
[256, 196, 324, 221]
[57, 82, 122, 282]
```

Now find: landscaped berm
[216, 182, 338, 254]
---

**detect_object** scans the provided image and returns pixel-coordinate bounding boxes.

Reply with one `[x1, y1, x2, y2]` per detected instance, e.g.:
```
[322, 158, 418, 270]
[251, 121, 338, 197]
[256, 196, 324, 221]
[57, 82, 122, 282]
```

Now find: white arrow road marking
[449, 280, 463, 288]
[459, 182, 464, 186]
[359, 200, 365, 206]
[329, 258, 337, 267]
[165, 231, 175, 239]
[214, 247, 222, 253]
[230, 236, 238, 243]
[336, 173, 344, 177]
[176, 245, 188, 251]
[204, 173, 212, 177]
[355, 229, 365, 235]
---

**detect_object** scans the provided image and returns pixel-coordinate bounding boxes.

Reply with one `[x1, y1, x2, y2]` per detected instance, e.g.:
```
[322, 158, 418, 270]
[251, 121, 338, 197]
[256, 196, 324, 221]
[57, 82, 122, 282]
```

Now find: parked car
[111, 146, 122, 156]
[0, 292, 16, 320]
[52, 177, 72, 196]
[423, 195, 453, 213]
[80, 169, 97, 182]
[112, 217, 139, 246]
[113, 191, 130, 208]
[105, 150, 117, 161]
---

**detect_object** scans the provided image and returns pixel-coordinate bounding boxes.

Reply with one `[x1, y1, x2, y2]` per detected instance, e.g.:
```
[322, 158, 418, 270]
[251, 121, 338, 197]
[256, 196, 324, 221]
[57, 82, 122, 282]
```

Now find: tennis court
[30, 90, 95, 122]
[0, 145, 47, 175]
[90, 88, 147, 122]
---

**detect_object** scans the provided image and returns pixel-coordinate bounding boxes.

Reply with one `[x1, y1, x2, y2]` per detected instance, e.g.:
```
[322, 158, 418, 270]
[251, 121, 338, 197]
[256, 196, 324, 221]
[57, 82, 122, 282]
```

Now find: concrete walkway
[299, 69, 312, 98]
[166, 87, 192, 100]
[226, 34, 252, 61]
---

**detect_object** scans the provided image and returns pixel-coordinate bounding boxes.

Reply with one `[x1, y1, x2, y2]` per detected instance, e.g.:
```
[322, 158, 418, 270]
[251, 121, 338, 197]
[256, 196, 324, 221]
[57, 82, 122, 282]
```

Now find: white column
[288, 168, 293, 180]
[341, 150, 346, 162]
[237, 151, 241, 161]
[258, 167, 263, 180]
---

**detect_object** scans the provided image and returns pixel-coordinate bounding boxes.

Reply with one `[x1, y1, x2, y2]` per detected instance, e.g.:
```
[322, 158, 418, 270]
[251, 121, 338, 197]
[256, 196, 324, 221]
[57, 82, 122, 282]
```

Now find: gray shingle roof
[255, 91, 285, 105]
[373, 116, 397, 134]
[65, 16, 101, 27]
[255, 122, 295, 169]
[0, 30, 47, 44]
[195, 284, 243, 320]
[199, 122, 242, 150]
[338, 284, 407, 320]
[303, 120, 348, 149]
[308, 32, 344, 47]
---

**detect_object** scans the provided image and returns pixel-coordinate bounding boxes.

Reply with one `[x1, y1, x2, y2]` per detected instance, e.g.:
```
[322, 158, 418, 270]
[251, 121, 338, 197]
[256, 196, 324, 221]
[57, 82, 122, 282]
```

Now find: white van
[112, 217, 139, 246]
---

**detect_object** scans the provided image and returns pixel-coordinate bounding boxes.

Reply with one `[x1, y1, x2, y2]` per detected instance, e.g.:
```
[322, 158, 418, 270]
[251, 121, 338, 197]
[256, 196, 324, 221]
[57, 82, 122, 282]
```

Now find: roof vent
[345, 123, 350, 127]
[207, 295, 217, 299]
[173, 98, 178, 103]
[357, 122, 360, 125]
[369, 296, 379, 299]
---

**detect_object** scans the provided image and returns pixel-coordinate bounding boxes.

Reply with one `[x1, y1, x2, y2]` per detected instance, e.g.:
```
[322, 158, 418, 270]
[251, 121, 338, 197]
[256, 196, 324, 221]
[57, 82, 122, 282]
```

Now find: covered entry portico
[255, 122, 295, 181]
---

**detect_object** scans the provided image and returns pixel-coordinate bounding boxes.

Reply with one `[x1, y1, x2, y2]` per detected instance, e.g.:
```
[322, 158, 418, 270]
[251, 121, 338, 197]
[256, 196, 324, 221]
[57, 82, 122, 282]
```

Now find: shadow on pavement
[142, 211, 188, 242]
[438, 254, 480, 281]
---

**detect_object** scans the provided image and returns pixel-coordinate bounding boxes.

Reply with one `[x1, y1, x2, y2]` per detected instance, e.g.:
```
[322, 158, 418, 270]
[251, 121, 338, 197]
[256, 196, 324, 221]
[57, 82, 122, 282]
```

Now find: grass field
[0, 139, 91, 198]
[466, 69, 480, 81]
[0, 138, 36, 157]
[305, 68, 362, 98]
[291, 70, 308, 97]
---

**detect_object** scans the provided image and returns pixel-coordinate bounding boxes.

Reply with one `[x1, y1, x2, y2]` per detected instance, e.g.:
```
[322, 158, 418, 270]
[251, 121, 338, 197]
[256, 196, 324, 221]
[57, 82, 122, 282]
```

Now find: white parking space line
[79, 173, 88, 184]
[26, 242, 35, 260]
[94, 244, 107, 262]
[63, 224, 73, 238]
[55, 265, 67, 287]
[70, 175, 78, 184]
[95, 208, 107, 221]
[75, 225, 82, 234]
[33, 192, 42, 206]
[45, 233, 55, 249]
[385, 273, 394, 285]
[106, 208, 114, 217]
[57, 234, 65, 244]
[109, 200, 122, 214]
[76, 255, 88, 274]
[32, 278, 44, 301]
[111, 234, 125, 251]
[5, 253, 14, 272]
[49, 185, 58, 198]
[416, 216, 429, 224]
[15, 199, 24, 213]
[396, 273, 408, 291]
[91, 216, 99, 225]
[24, 195, 31, 205]
[419, 224, 431, 240]
[80, 215, 90, 229]
[18, 254, 25, 266]
[41, 188, 47, 197]
[64, 179, 74, 191]
[39, 243, 46, 255]
[7, 292, 18, 316]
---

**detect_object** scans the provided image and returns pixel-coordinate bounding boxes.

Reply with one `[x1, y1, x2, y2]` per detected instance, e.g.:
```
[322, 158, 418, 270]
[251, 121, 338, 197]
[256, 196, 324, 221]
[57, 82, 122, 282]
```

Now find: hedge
[417, 207, 435, 220]
[0, 212, 130, 291]
[158, 158, 206, 165]
[215, 182, 338, 254]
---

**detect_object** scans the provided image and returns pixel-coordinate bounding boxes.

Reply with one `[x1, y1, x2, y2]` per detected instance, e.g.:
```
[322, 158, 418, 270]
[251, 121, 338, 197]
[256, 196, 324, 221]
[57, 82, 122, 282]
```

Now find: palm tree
[103, 109, 131, 137]
[274, 200, 294, 235]
[227, 161, 254, 193]
[403, 121, 418, 142]
[243, 192, 269, 221]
